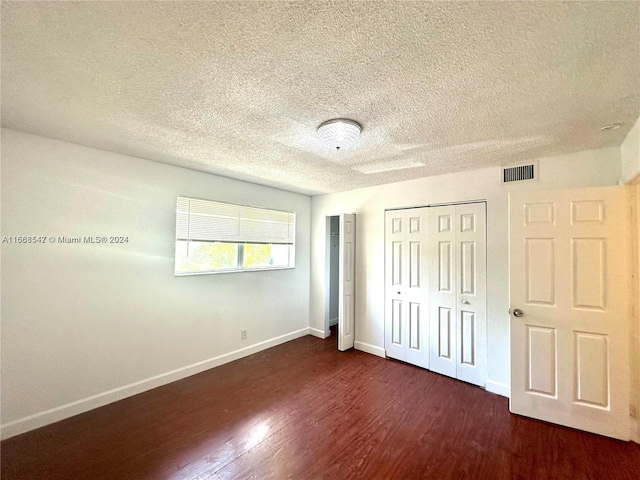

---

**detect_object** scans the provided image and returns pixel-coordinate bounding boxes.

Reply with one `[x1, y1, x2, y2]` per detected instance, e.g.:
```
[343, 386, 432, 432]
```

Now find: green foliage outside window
[176, 242, 238, 272]
[243, 244, 272, 268]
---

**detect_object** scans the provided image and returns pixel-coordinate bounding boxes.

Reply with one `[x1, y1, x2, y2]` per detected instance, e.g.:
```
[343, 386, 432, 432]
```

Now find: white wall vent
[502, 162, 537, 183]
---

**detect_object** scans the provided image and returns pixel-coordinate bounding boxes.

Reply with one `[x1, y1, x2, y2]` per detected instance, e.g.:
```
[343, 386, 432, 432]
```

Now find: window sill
[175, 266, 295, 276]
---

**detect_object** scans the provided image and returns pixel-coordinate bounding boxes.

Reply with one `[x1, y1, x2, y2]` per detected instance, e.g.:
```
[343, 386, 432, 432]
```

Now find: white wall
[620, 116, 640, 184]
[310, 147, 622, 396]
[0, 129, 311, 438]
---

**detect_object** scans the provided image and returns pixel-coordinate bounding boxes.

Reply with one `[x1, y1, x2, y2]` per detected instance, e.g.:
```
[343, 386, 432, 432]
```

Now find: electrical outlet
[240, 329, 248, 340]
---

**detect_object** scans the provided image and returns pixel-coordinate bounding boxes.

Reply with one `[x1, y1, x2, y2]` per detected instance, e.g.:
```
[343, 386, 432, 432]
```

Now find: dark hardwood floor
[2, 332, 640, 479]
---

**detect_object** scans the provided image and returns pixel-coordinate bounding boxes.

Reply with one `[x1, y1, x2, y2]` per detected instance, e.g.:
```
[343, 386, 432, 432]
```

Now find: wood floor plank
[2, 332, 640, 479]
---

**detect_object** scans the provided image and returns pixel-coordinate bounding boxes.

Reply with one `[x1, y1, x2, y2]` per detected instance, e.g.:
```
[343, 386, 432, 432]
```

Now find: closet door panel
[429, 206, 457, 378]
[385, 211, 407, 361]
[455, 203, 487, 387]
[385, 209, 429, 368]
[405, 210, 430, 369]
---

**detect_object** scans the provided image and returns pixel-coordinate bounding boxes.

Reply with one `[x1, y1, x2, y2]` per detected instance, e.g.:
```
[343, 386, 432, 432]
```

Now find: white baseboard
[329, 317, 338, 327]
[354, 341, 385, 358]
[0, 327, 310, 440]
[308, 327, 326, 339]
[485, 379, 510, 398]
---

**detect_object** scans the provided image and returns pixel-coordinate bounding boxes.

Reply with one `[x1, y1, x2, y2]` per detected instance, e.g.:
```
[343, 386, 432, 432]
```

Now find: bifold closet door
[338, 214, 356, 351]
[429, 203, 487, 387]
[384, 208, 429, 368]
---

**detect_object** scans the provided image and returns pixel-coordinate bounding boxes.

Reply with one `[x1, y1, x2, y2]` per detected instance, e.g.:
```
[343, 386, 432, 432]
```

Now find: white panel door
[385, 210, 406, 361]
[384, 208, 430, 367]
[405, 210, 430, 368]
[455, 203, 487, 386]
[338, 214, 356, 351]
[510, 186, 631, 440]
[428, 206, 457, 377]
[429, 203, 487, 386]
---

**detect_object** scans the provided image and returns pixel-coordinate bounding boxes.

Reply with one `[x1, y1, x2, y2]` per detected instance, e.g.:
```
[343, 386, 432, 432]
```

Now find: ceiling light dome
[317, 119, 362, 151]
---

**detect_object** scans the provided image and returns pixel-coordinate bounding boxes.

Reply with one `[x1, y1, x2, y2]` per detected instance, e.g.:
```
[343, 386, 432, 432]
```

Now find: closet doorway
[327, 216, 340, 344]
[325, 214, 356, 351]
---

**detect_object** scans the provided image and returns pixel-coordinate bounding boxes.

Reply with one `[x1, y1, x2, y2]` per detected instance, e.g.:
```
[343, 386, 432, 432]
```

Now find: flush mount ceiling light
[317, 119, 362, 151]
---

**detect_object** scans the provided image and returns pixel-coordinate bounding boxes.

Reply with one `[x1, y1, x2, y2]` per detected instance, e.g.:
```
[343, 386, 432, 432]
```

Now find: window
[175, 196, 295, 275]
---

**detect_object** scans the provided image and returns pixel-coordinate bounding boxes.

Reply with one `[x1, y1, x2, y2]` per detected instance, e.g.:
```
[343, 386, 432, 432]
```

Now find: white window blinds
[176, 196, 295, 245]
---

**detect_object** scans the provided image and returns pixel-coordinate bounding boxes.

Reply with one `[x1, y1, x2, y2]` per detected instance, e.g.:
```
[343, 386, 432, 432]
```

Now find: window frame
[174, 195, 296, 276]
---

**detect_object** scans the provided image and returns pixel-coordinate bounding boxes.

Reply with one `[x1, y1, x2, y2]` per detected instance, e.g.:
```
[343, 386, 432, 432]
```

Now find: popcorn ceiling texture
[1, 1, 639, 195]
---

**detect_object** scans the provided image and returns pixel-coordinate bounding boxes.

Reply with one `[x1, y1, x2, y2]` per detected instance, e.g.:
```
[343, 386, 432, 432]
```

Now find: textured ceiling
[2, 1, 639, 195]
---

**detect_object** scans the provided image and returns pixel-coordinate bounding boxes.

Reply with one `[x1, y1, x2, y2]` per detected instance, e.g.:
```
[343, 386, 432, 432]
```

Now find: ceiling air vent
[502, 163, 537, 183]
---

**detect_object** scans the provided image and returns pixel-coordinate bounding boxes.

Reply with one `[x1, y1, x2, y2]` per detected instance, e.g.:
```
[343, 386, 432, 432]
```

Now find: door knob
[461, 300, 470, 305]
[513, 308, 524, 317]
[397, 291, 401, 295]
